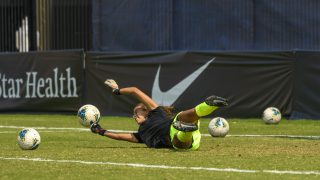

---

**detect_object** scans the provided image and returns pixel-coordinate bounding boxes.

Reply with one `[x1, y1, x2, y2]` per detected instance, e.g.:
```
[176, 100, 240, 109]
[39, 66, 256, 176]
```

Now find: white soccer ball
[262, 107, 281, 124]
[208, 117, 229, 137]
[17, 128, 41, 150]
[77, 104, 101, 127]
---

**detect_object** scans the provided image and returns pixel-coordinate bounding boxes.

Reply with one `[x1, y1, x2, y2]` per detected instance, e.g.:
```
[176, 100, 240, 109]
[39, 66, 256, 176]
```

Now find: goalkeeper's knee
[172, 120, 198, 132]
[172, 132, 193, 149]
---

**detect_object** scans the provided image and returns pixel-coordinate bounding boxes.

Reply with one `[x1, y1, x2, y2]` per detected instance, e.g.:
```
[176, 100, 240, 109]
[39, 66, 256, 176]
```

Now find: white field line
[0, 156, 319, 175]
[0, 125, 90, 132]
[0, 131, 73, 134]
[204, 134, 320, 140]
[0, 125, 132, 133]
[1, 125, 320, 139]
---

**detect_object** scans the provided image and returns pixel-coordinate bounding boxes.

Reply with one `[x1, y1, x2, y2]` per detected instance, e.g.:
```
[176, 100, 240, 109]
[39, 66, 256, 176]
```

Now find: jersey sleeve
[132, 132, 143, 143]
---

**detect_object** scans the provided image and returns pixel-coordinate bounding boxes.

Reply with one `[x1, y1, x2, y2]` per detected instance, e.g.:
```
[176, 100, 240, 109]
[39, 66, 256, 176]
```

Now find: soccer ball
[262, 107, 281, 124]
[208, 117, 229, 137]
[77, 104, 101, 127]
[17, 128, 41, 150]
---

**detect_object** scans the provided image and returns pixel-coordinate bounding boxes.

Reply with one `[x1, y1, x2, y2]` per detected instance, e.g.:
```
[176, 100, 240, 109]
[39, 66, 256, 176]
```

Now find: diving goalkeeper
[90, 79, 228, 150]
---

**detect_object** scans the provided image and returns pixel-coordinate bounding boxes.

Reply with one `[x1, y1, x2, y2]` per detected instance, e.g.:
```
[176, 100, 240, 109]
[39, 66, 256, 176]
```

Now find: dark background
[1, 1, 320, 119]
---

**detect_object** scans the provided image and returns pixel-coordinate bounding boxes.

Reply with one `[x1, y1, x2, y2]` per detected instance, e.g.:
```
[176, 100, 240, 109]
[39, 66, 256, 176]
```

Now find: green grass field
[0, 114, 320, 179]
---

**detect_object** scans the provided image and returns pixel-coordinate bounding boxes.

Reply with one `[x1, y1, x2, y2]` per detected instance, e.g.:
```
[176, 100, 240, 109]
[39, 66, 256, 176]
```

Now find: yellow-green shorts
[169, 113, 201, 150]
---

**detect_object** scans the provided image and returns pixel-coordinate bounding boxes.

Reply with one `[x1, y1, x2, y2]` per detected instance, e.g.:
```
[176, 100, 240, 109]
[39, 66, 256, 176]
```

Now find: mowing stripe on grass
[1, 125, 320, 139]
[0, 156, 319, 175]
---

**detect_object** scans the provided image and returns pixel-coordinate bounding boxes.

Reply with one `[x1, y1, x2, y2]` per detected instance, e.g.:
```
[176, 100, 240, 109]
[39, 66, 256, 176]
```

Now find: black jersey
[133, 107, 173, 148]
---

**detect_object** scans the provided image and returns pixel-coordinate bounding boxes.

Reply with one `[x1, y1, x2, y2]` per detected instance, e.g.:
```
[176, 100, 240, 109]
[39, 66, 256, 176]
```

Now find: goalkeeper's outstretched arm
[104, 79, 158, 110]
[119, 87, 158, 110]
[90, 122, 139, 143]
[103, 132, 139, 143]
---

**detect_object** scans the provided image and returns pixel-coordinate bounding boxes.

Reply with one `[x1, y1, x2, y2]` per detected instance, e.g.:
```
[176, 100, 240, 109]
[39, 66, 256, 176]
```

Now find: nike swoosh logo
[151, 58, 215, 105]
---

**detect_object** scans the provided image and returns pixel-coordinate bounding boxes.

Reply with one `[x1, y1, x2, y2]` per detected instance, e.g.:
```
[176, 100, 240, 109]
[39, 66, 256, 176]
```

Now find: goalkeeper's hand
[90, 122, 106, 136]
[104, 79, 121, 95]
[104, 79, 119, 89]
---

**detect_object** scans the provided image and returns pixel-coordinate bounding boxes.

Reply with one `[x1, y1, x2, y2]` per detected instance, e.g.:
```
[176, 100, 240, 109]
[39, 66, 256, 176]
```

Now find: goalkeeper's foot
[205, 95, 228, 107]
[90, 122, 106, 136]
[172, 120, 198, 132]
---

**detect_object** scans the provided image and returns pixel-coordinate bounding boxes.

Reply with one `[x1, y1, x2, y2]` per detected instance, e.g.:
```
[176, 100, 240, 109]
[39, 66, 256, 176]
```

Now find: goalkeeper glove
[90, 122, 106, 136]
[104, 79, 121, 95]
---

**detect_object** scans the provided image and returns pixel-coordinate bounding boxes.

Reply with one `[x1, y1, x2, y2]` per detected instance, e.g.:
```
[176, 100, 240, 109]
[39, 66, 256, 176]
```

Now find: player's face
[134, 105, 149, 117]
[133, 104, 148, 118]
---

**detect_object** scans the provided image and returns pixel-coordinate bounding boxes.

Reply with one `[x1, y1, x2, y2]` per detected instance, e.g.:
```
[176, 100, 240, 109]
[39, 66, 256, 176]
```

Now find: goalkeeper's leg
[170, 115, 201, 150]
[195, 95, 228, 117]
[170, 95, 228, 150]
[173, 95, 228, 125]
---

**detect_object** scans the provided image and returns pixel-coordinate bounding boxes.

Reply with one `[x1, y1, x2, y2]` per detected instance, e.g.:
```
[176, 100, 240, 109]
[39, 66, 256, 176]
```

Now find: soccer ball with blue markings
[17, 128, 41, 150]
[208, 117, 229, 137]
[77, 104, 101, 127]
[262, 107, 281, 124]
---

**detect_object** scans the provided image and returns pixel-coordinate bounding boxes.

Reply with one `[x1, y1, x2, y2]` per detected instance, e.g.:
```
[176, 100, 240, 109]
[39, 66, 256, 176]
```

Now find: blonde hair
[133, 103, 147, 114]
[133, 103, 175, 119]
[160, 106, 175, 119]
